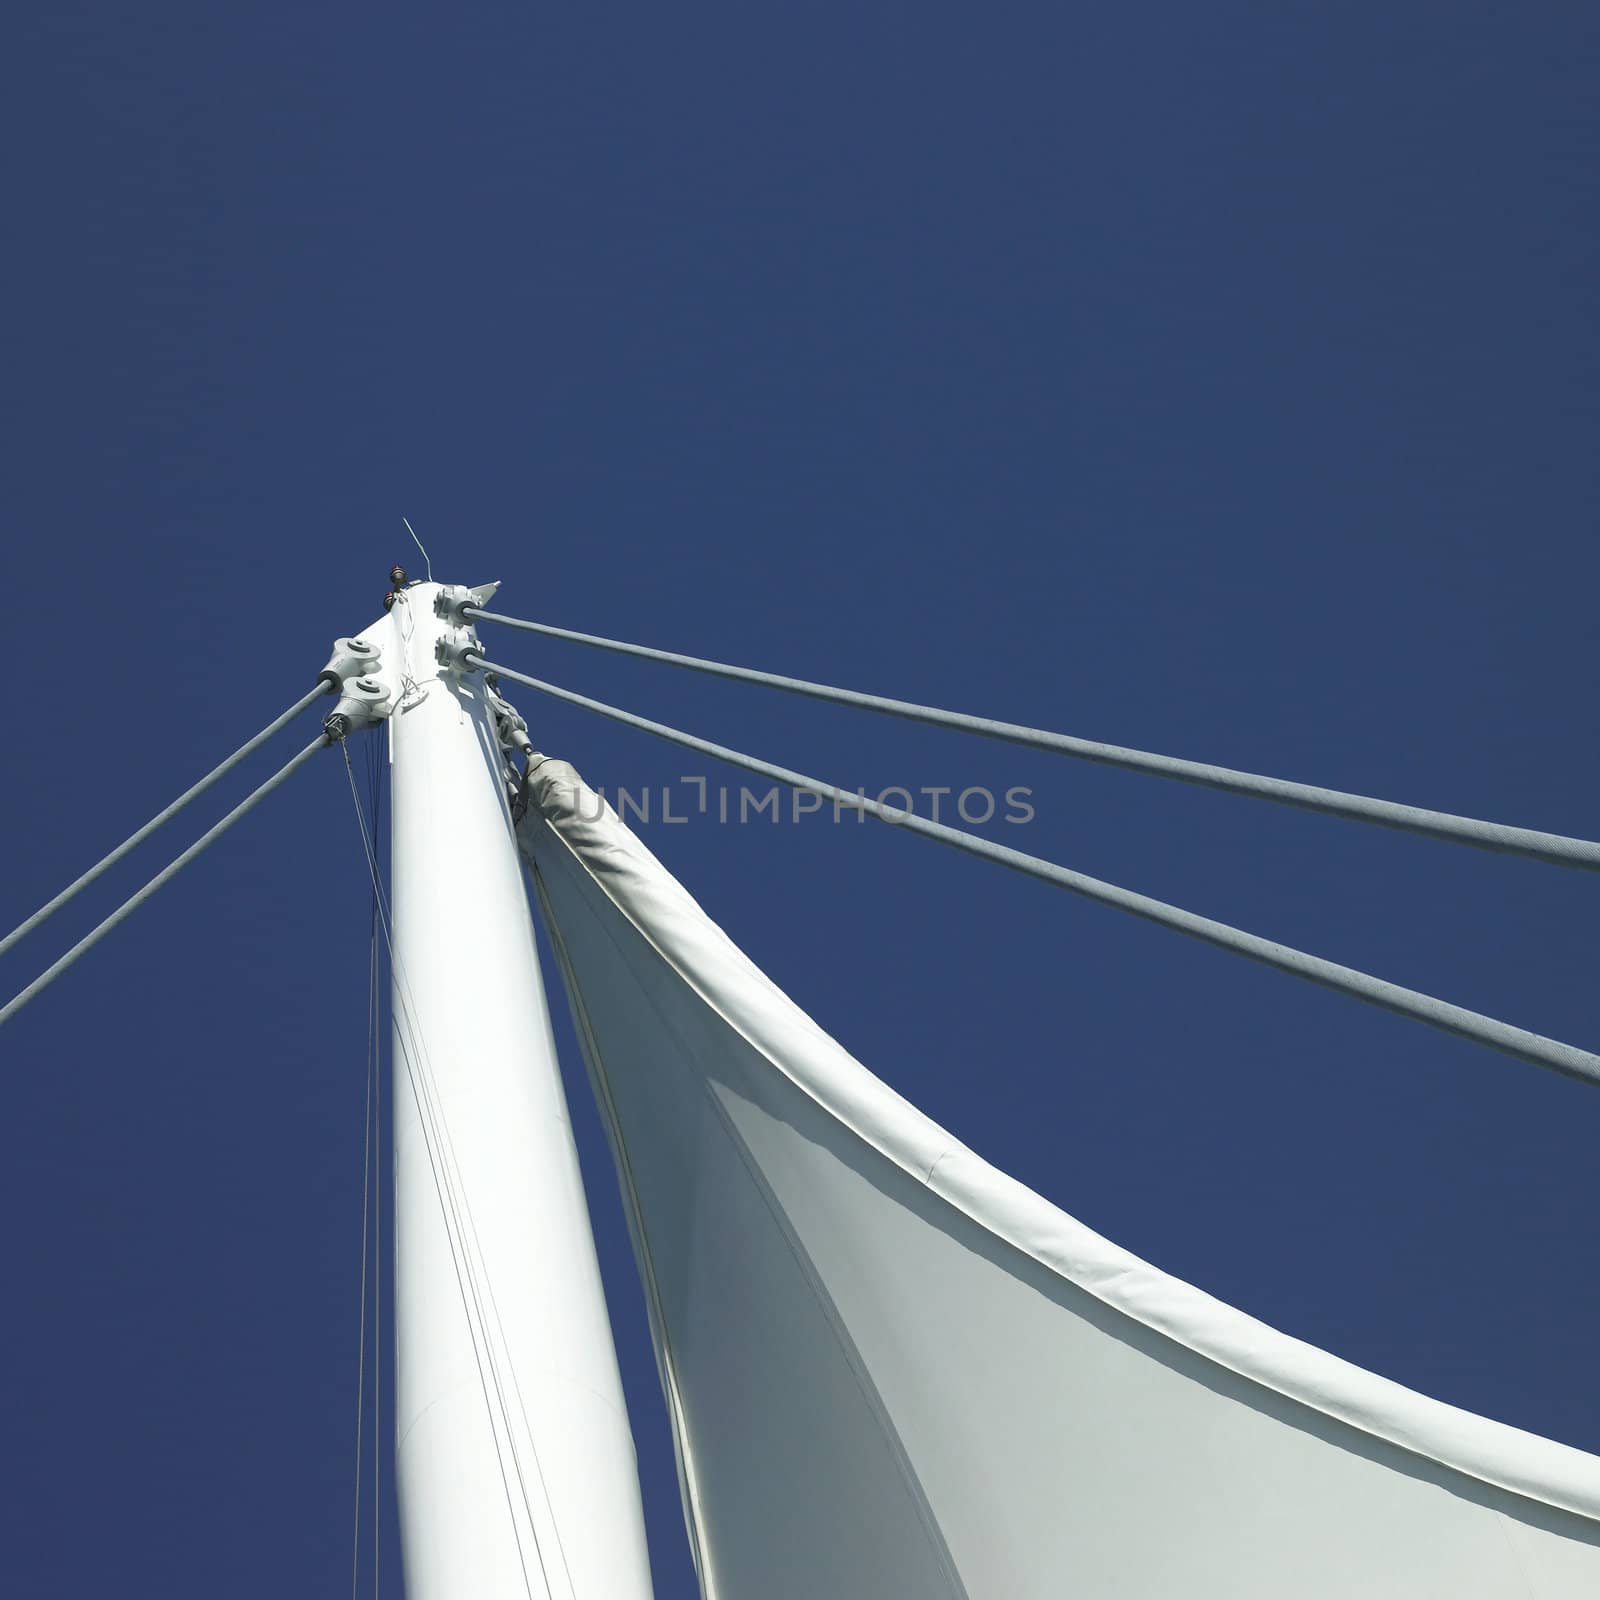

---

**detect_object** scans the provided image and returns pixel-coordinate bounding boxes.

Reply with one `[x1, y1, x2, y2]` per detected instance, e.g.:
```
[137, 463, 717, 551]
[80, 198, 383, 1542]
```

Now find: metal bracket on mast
[434, 581, 501, 623]
[435, 624, 482, 673]
[316, 630, 394, 741]
[324, 677, 392, 741]
[317, 635, 383, 690]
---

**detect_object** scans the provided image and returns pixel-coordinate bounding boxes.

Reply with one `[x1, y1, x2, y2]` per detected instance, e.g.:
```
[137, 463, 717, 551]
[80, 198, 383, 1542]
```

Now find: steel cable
[467, 609, 1600, 873]
[0, 683, 333, 961]
[0, 735, 329, 1030]
[477, 655, 1600, 1091]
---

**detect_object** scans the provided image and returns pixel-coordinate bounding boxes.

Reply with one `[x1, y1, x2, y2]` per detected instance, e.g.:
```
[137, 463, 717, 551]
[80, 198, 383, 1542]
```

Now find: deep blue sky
[4, 4, 1597, 1595]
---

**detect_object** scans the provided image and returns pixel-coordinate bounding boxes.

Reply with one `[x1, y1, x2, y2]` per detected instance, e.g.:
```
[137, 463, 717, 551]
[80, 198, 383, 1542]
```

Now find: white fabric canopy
[516, 758, 1600, 1599]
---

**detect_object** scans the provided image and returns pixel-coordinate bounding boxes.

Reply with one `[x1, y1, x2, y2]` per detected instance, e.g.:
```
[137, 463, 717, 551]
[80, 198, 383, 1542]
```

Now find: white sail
[517, 757, 1600, 1600]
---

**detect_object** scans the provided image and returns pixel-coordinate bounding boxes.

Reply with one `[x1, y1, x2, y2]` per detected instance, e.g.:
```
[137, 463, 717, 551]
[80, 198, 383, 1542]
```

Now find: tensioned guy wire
[0, 683, 333, 961]
[0, 736, 330, 1030]
[474, 655, 1600, 1092]
[466, 609, 1600, 874]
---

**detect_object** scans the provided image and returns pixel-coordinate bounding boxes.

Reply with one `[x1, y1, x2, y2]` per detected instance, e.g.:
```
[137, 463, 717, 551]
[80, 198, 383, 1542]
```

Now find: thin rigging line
[341, 748, 546, 1600]
[341, 745, 534, 1594]
[348, 729, 575, 1596]
[387, 961, 547, 1599]
[466, 607, 1600, 874]
[0, 683, 332, 961]
[383, 958, 561, 1598]
[392, 1007, 547, 1598]
[351, 882, 376, 1600]
[383, 879, 569, 1597]
[392, 894, 573, 1596]
[0, 735, 329, 1030]
[479, 656, 1600, 1092]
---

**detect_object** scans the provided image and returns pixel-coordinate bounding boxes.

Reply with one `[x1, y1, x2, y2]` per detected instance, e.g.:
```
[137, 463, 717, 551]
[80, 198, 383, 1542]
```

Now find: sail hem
[517, 760, 1600, 1529]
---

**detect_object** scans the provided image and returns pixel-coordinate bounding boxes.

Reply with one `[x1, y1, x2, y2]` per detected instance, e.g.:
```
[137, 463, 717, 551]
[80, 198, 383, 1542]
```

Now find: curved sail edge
[517, 757, 1600, 1600]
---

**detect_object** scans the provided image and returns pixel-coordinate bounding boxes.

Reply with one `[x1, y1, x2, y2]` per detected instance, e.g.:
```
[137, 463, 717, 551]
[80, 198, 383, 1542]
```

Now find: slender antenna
[402, 517, 433, 581]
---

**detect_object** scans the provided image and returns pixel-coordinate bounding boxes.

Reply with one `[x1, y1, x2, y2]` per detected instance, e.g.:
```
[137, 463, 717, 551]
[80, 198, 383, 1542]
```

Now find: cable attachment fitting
[323, 677, 391, 741]
[435, 580, 502, 623]
[318, 636, 382, 690]
[435, 626, 482, 673]
[485, 680, 534, 758]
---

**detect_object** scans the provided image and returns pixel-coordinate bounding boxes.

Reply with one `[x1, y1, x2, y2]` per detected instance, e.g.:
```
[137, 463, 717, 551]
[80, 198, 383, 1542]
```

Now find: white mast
[377, 579, 654, 1600]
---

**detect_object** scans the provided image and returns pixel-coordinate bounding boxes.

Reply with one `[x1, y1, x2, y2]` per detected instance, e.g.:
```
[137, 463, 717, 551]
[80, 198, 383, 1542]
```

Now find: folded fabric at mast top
[469, 606, 1600, 871]
[515, 757, 1600, 1600]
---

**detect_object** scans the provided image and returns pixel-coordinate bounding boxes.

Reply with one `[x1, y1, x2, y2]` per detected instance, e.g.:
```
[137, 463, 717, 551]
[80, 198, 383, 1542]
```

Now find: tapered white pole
[376, 582, 654, 1600]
